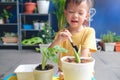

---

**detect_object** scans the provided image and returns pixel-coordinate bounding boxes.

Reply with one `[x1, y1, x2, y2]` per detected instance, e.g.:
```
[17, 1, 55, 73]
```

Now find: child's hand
[57, 29, 72, 42]
[58, 71, 64, 80]
[49, 29, 72, 48]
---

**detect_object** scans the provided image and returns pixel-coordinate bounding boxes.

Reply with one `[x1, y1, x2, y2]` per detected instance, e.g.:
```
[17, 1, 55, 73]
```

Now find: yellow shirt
[54, 27, 97, 70]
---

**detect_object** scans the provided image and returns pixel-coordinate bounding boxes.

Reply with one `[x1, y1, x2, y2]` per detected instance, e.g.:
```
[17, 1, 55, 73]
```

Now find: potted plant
[52, 0, 66, 30]
[33, 20, 45, 30]
[2, 32, 18, 44]
[24, 0, 36, 14]
[101, 31, 115, 52]
[33, 20, 40, 30]
[34, 45, 67, 80]
[37, 22, 56, 48]
[60, 48, 95, 80]
[114, 35, 120, 52]
[1, 9, 13, 23]
[37, 0, 50, 14]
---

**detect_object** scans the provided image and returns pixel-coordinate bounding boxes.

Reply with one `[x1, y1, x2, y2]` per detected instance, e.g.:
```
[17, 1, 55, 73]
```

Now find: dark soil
[35, 64, 54, 71]
[64, 58, 92, 63]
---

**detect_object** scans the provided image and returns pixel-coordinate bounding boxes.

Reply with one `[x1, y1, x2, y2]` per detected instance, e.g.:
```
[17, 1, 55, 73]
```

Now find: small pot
[25, 2, 36, 14]
[0, 18, 4, 24]
[37, 0, 50, 14]
[33, 64, 54, 80]
[104, 43, 115, 52]
[14, 64, 37, 80]
[115, 42, 120, 52]
[33, 22, 40, 30]
[39, 22, 45, 30]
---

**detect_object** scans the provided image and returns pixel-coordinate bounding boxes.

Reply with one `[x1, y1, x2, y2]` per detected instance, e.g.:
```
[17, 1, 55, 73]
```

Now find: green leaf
[73, 48, 80, 63]
[35, 45, 67, 70]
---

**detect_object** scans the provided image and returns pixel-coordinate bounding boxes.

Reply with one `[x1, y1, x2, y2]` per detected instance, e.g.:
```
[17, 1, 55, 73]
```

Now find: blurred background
[92, 0, 120, 38]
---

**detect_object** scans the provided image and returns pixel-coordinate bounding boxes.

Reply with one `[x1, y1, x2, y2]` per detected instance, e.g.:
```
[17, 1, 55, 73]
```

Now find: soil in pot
[35, 64, 54, 70]
[64, 57, 93, 63]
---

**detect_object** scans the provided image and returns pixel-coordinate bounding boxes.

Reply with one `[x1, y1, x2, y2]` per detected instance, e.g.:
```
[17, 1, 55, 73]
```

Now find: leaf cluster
[1, 9, 13, 19]
[101, 31, 115, 43]
[37, 22, 56, 44]
[36, 45, 68, 70]
[114, 35, 120, 42]
[4, 32, 17, 37]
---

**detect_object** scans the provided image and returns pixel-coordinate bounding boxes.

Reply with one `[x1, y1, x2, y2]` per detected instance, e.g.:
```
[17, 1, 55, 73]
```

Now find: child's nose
[73, 12, 79, 18]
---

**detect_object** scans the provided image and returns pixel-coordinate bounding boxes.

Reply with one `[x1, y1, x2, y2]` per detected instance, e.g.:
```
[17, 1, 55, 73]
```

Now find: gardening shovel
[66, 30, 78, 53]
[68, 35, 78, 53]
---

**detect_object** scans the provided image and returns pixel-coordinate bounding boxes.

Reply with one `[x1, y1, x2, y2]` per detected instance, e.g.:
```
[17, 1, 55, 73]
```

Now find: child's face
[64, 1, 89, 28]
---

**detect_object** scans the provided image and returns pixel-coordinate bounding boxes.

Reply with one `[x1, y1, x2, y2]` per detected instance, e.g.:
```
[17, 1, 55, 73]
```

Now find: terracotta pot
[115, 42, 120, 52]
[25, 2, 36, 14]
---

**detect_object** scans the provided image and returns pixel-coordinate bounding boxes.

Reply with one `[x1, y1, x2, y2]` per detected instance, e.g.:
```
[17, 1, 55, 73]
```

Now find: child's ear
[83, 13, 90, 26]
[85, 13, 90, 20]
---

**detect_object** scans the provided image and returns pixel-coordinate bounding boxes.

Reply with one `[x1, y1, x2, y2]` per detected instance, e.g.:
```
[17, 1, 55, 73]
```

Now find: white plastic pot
[0, 18, 4, 24]
[14, 64, 37, 80]
[104, 43, 115, 52]
[61, 56, 95, 80]
[39, 22, 45, 30]
[37, 0, 50, 14]
[33, 22, 40, 30]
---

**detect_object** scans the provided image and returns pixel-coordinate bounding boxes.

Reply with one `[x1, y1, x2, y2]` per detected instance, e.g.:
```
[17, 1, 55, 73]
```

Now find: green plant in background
[36, 45, 68, 70]
[37, 22, 56, 44]
[101, 31, 115, 43]
[4, 32, 17, 37]
[0, 16, 2, 19]
[1, 9, 13, 20]
[52, 0, 66, 30]
[114, 35, 120, 42]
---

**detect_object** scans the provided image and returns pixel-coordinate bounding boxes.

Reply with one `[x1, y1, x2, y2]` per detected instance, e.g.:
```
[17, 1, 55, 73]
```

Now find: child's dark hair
[65, 0, 95, 10]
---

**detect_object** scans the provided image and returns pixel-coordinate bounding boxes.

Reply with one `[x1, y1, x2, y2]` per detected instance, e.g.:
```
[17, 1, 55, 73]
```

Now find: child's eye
[79, 12, 84, 15]
[68, 11, 74, 13]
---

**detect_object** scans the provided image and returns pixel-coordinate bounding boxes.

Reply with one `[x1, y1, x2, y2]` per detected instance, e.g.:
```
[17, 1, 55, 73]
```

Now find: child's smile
[71, 19, 78, 24]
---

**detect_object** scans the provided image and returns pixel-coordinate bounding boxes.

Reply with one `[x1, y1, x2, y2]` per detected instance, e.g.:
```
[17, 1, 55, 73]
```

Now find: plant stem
[42, 54, 47, 70]
[73, 49, 81, 63]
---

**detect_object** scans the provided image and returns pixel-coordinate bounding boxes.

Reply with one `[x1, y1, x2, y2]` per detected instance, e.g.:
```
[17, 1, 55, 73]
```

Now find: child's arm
[81, 48, 91, 57]
[49, 38, 61, 48]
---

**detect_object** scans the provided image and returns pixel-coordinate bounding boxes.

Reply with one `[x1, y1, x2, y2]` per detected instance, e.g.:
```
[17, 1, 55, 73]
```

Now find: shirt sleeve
[82, 28, 97, 52]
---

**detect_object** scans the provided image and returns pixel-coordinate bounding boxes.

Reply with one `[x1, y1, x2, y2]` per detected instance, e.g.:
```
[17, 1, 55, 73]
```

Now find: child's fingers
[64, 29, 72, 36]
[60, 32, 69, 37]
